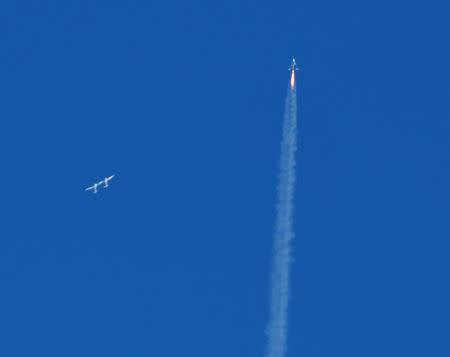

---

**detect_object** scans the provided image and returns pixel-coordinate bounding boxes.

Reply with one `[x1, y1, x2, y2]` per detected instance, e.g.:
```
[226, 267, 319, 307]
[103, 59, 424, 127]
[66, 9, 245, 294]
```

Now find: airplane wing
[85, 186, 93, 191]
[108, 175, 115, 180]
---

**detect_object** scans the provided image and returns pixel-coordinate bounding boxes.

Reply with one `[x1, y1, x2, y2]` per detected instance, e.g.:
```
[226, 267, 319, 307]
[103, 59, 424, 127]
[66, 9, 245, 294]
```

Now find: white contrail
[265, 82, 297, 357]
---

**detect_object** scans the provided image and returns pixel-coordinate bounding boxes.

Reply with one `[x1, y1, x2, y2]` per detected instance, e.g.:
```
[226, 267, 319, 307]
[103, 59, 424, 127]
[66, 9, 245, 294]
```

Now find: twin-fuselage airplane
[85, 175, 115, 194]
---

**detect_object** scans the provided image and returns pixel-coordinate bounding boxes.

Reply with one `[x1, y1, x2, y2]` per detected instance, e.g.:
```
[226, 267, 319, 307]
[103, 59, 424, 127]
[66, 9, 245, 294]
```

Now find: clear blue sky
[2, 0, 450, 356]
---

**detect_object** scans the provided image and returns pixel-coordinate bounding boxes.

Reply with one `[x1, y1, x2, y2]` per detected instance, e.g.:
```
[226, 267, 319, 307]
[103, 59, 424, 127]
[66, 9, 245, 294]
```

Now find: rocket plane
[289, 58, 298, 89]
[288, 58, 298, 72]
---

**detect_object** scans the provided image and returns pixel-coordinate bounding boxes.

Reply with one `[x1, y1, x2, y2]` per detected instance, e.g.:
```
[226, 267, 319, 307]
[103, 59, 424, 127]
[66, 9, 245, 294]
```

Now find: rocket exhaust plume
[265, 70, 297, 357]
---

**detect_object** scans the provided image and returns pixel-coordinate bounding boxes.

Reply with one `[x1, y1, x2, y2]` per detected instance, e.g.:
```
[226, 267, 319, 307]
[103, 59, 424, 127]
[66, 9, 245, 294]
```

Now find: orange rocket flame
[290, 70, 295, 89]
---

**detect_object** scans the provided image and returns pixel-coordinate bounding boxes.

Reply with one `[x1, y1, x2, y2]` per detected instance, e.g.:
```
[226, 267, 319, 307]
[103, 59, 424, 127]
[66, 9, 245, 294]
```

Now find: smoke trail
[265, 82, 297, 357]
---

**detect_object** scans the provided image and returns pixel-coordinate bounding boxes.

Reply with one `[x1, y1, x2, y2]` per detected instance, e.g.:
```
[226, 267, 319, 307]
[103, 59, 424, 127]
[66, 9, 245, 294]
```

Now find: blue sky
[2, 0, 450, 356]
